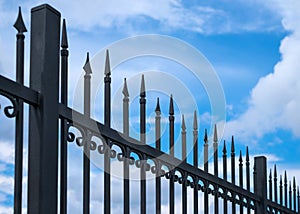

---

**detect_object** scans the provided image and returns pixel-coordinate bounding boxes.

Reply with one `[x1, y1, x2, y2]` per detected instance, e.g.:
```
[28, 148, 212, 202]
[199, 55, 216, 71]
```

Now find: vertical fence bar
[181, 115, 187, 214]
[254, 156, 267, 214]
[28, 4, 60, 213]
[13, 7, 27, 214]
[155, 98, 161, 214]
[269, 169, 273, 201]
[193, 112, 198, 214]
[294, 177, 297, 211]
[169, 95, 175, 214]
[213, 125, 218, 214]
[122, 78, 130, 214]
[231, 136, 236, 214]
[204, 129, 208, 214]
[60, 19, 69, 214]
[274, 165, 278, 205]
[223, 141, 228, 214]
[285, 171, 288, 208]
[280, 175, 283, 206]
[239, 151, 243, 214]
[289, 181, 292, 210]
[83, 52, 92, 214]
[140, 75, 146, 214]
[246, 147, 250, 214]
[104, 50, 111, 214]
[297, 186, 300, 213]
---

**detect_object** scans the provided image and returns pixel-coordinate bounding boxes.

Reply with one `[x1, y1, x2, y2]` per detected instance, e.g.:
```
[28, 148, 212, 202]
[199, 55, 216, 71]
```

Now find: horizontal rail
[59, 103, 260, 204]
[0, 75, 39, 106]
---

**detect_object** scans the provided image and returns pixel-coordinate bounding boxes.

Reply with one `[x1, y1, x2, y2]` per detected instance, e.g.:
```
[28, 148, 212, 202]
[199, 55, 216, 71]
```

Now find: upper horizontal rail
[59, 103, 260, 203]
[0, 75, 39, 106]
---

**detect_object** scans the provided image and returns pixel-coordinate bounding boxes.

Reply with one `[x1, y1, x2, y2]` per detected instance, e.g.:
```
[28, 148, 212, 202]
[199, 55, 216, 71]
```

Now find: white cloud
[225, 0, 300, 141]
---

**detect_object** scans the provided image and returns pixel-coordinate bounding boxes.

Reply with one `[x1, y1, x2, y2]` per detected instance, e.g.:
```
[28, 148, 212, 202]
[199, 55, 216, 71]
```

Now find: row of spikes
[269, 165, 300, 210]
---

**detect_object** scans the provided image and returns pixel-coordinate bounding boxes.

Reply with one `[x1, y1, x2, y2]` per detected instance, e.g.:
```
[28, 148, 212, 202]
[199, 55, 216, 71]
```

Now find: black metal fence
[0, 4, 299, 214]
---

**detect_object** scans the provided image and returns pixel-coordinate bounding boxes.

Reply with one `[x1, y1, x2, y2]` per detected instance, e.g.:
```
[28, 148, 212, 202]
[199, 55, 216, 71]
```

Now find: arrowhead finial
[182, 114, 186, 130]
[140, 74, 146, 97]
[213, 124, 218, 142]
[169, 95, 174, 115]
[274, 165, 277, 177]
[222, 140, 227, 154]
[246, 146, 249, 162]
[61, 19, 68, 48]
[104, 49, 111, 76]
[239, 150, 243, 162]
[122, 78, 129, 97]
[14, 7, 27, 33]
[83, 52, 92, 74]
[155, 97, 161, 114]
[193, 110, 198, 130]
[204, 129, 208, 143]
[231, 136, 235, 153]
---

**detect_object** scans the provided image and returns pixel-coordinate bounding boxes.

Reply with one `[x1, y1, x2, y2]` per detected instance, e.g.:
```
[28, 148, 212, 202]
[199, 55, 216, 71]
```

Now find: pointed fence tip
[274, 164, 277, 176]
[213, 124, 218, 142]
[193, 110, 198, 130]
[61, 19, 68, 48]
[239, 150, 243, 162]
[104, 49, 111, 76]
[222, 140, 227, 153]
[181, 114, 186, 130]
[231, 136, 235, 152]
[169, 94, 174, 115]
[155, 97, 161, 114]
[83, 52, 92, 74]
[140, 74, 146, 97]
[204, 129, 208, 143]
[122, 78, 129, 97]
[269, 169, 272, 178]
[14, 6, 27, 33]
[246, 146, 249, 161]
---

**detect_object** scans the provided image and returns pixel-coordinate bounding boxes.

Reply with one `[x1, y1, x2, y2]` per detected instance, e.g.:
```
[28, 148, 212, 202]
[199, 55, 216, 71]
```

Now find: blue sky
[1, 0, 300, 213]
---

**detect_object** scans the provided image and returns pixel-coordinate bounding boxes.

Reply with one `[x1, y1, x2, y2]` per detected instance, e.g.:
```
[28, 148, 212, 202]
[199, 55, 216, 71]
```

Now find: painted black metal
[60, 18, 69, 214]
[13, 7, 26, 214]
[27, 4, 60, 213]
[1, 4, 300, 214]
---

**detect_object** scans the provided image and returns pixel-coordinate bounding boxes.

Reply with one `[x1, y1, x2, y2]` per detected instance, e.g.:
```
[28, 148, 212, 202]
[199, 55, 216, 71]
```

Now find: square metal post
[27, 4, 60, 214]
[254, 156, 267, 214]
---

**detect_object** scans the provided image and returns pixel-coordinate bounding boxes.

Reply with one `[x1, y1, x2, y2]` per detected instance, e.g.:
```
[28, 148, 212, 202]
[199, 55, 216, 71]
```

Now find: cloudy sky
[1, 0, 300, 213]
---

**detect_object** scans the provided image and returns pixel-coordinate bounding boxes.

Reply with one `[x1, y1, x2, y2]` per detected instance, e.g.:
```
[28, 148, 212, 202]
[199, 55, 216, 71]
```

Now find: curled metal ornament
[0, 92, 19, 118]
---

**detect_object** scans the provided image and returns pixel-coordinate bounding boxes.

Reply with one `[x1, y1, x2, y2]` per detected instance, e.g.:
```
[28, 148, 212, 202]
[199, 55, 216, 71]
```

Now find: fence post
[254, 156, 267, 214]
[27, 4, 60, 214]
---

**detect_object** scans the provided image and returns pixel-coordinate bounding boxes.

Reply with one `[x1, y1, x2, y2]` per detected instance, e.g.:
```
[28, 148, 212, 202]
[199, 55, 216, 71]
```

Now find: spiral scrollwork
[0, 91, 19, 118]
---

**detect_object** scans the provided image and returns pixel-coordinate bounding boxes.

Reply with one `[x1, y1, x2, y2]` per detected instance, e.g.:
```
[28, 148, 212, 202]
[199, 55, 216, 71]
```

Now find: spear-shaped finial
[269, 169, 272, 180]
[284, 171, 287, 183]
[239, 150, 243, 163]
[83, 52, 92, 74]
[246, 146, 249, 162]
[274, 165, 277, 178]
[61, 19, 68, 48]
[193, 110, 198, 130]
[169, 94, 174, 115]
[213, 124, 218, 142]
[293, 177, 296, 189]
[204, 128, 208, 143]
[122, 78, 129, 98]
[223, 140, 227, 154]
[155, 97, 161, 114]
[14, 7, 27, 33]
[104, 49, 111, 76]
[140, 74, 146, 97]
[182, 114, 186, 131]
[231, 136, 235, 153]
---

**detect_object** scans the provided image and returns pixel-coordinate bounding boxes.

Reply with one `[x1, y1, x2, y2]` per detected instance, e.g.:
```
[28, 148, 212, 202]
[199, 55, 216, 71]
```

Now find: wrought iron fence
[0, 4, 299, 214]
